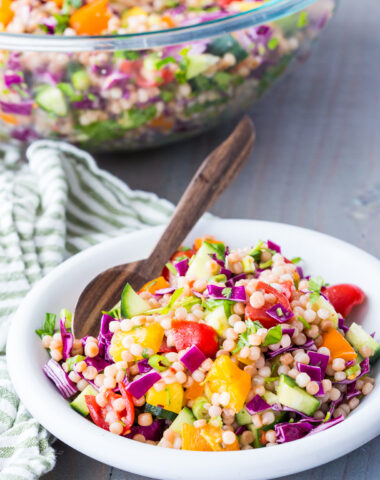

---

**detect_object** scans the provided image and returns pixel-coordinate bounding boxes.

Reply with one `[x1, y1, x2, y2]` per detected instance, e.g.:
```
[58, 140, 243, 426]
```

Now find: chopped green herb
[65, 355, 85, 371]
[35, 313, 56, 338]
[262, 324, 283, 346]
[233, 319, 263, 354]
[298, 315, 311, 330]
[264, 376, 280, 384]
[222, 287, 232, 299]
[156, 56, 177, 69]
[267, 37, 279, 50]
[113, 50, 140, 61]
[165, 262, 177, 276]
[297, 11, 308, 28]
[291, 257, 302, 264]
[142, 348, 149, 359]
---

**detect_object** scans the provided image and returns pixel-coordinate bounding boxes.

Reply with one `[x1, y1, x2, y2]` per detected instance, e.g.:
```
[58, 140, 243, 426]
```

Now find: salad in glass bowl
[37, 235, 378, 450]
[0, 0, 336, 150]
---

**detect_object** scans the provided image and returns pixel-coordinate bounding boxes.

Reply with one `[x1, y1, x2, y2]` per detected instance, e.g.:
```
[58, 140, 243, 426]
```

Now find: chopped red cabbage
[137, 358, 153, 374]
[297, 363, 322, 382]
[103, 72, 130, 89]
[59, 317, 73, 361]
[266, 303, 294, 323]
[0, 100, 33, 116]
[220, 267, 232, 279]
[4, 71, 23, 88]
[84, 355, 110, 372]
[126, 419, 166, 441]
[308, 351, 329, 378]
[275, 421, 313, 443]
[155, 287, 176, 295]
[226, 273, 247, 287]
[307, 415, 344, 436]
[266, 338, 317, 359]
[126, 371, 161, 398]
[206, 284, 246, 302]
[338, 317, 349, 333]
[281, 327, 295, 336]
[43, 359, 77, 398]
[329, 392, 344, 415]
[346, 382, 361, 400]
[235, 425, 248, 436]
[335, 357, 369, 384]
[267, 240, 281, 254]
[296, 266, 304, 279]
[11, 127, 39, 142]
[180, 345, 206, 373]
[97, 314, 115, 362]
[245, 395, 271, 414]
[209, 254, 225, 268]
[174, 258, 189, 277]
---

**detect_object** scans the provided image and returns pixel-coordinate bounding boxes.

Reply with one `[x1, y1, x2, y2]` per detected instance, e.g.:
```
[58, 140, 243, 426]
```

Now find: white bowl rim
[7, 218, 380, 480]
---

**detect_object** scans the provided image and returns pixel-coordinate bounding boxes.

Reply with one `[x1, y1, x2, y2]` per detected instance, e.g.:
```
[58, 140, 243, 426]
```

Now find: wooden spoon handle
[145, 115, 255, 275]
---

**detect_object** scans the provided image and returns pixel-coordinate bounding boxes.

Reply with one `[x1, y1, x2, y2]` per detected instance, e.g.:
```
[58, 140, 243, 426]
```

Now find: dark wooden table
[46, 0, 380, 477]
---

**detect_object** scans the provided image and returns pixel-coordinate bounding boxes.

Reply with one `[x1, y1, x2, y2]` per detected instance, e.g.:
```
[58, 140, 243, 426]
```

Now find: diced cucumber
[276, 374, 320, 416]
[120, 283, 151, 319]
[168, 407, 195, 434]
[236, 407, 252, 426]
[204, 305, 229, 336]
[263, 390, 280, 405]
[242, 256, 255, 274]
[71, 69, 90, 91]
[145, 403, 178, 421]
[247, 425, 262, 448]
[35, 86, 67, 116]
[186, 241, 225, 281]
[311, 296, 339, 328]
[185, 54, 219, 80]
[208, 415, 222, 428]
[192, 396, 209, 420]
[346, 322, 380, 361]
[207, 35, 248, 63]
[261, 411, 286, 431]
[70, 385, 98, 416]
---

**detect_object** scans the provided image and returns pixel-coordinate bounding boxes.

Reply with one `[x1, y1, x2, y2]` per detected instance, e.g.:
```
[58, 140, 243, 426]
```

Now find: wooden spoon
[73, 115, 255, 338]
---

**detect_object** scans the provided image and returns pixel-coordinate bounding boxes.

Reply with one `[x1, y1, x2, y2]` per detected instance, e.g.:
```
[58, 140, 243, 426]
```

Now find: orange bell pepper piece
[193, 235, 223, 251]
[0, 0, 14, 27]
[150, 115, 174, 131]
[161, 14, 176, 28]
[139, 276, 169, 294]
[52, 0, 63, 7]
[184, 381, 204, 401]
[70, 0, 110, 35]
[321, 327, 357, 362]
[0, 112, 19, 125]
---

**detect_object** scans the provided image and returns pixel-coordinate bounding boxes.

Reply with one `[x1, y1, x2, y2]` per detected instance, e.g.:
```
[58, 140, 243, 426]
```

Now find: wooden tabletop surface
[45, 0, 380, 477]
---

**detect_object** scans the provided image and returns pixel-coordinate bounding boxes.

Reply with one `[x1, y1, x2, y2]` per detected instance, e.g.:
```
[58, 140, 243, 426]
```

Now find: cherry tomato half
[325, 284, 365, 318]
[171, 320, 219, 357]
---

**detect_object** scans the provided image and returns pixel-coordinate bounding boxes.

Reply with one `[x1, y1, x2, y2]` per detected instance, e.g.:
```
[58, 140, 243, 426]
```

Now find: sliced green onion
[298, 315, 311, 331]
[148, 354, 171, 372]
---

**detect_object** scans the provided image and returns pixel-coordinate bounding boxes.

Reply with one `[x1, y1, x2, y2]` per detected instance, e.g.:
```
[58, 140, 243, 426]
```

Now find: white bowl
[7, 218, 380, 480]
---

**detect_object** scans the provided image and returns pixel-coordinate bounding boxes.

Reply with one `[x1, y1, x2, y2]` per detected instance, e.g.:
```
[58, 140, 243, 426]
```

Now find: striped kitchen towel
[0, 141, 174, 479]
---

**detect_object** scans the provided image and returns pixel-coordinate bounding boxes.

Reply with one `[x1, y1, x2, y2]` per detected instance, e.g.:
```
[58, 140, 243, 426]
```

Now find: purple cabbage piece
[0, 100, 33, 116]
[220, 267, 232, 279]
[345, 360, 355, 369]
[174, 258, 189, 277]
[296, 266, 304, 279]
[329, 392, 344, 416]
[206, 284, 247, 302]
[338, 317, 349, 333]
[43, 359, 77, 398]
[275, 421, 314, 443]
[308, 351, 329, 378]
[209, 254, 225, 268]
[137, 358, 152, 374]
[180, 345, 206, 373]
[126, 419, 166, 441]
[154, 287, 176, 295]
[335, 357, 370, 385]
[266, 303, 294, 323]
[84, 355, 110, 372]
[272, 403, 320, 421]
[11, 127, 39, 142]
[281, 328, 295, 336]
[59, 317, 73, 361]
[103, 72, 130, 89]
[346, 382, 361, 400]
[126, 371, 161, 398]
[226, 273, 247, 287]
[297, 363, 322, 382]
[307, 415, 345, 436]
[4, 71, 23, 88]
[266, 338, 317, 359]
[235, 425, 248, 436]
[245, 395, 271, 415]
[92, 63, 112, 76]
[267, 240, 281, 254]
[8, 52, 21, 70]
[97, 314, 115, 362]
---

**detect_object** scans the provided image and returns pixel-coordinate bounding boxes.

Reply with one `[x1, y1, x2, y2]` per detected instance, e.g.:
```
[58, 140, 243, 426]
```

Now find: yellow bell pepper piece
[123, 6, 147, 18]
[109, 322, 164, 362]
[0, 0, 14, 27]
[182, 424, 239, 451]
[204, 355, 251, 413]
[146, 382, 184, 414]
[184, 381, 204, 401]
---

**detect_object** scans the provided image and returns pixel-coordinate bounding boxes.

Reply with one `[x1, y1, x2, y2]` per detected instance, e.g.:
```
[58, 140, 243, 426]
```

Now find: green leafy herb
[35, 313, 56, 338]
[122, 105, 157, 130]
[264, 376, 279, 384]
[267, 37, 279, 50]
[249, 241, 264, 263]
[291, 257, 302, 264]
[161, 90, 174, 102]
[222, 287, 232, 299]
[309, 276, 325, 304]
[62, 0, 82, 14]
[262, 324, 283, 346]
[165, 262, 177, 276]
[113, 50, 140, 61]
[59, 308, 72, 329]
[81, 120, 125, 143]
[54, 14, 70, 34]
[298, 315, 311, 331]
[65, 355, 85, 371]
[104, 302, 121, 319]
[233, 319, 263, 354]
[142, 348, 149, 359]
[156, 56, 177, 69]
[178, 296, 201, 312]
[297, 11, 308, 28]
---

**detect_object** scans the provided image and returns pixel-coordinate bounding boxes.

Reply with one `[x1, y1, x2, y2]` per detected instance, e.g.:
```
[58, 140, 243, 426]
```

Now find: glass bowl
[0, 0, 337, 151]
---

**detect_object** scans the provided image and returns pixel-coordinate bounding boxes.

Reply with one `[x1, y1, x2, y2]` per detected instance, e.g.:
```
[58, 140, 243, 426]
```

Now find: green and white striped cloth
[0, 141, 174, 479]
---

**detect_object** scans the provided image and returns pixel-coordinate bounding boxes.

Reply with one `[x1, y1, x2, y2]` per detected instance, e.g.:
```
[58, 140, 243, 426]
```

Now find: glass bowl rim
[0, 0, 316, 52]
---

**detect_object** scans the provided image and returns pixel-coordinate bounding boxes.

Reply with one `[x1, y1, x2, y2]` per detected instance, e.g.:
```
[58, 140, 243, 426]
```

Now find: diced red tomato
[325, 284, 365, 318]
[245, 281, 292, 329]
[85, 385, 134, 434]
[171, 321, 219, 357]
[120, 59, 141, 75]
[160, 69, 175, 84]
[159, 337, 176, 353]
